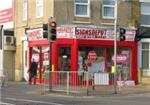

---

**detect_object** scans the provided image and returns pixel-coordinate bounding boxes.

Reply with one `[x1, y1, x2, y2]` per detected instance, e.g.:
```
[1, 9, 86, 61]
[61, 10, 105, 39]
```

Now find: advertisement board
[0, 0, 13, 29]
[57, 26, 136, 41]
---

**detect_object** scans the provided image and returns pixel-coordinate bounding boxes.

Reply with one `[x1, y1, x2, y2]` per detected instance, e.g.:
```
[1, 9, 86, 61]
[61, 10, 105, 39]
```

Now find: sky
[0, 0, 12, 10]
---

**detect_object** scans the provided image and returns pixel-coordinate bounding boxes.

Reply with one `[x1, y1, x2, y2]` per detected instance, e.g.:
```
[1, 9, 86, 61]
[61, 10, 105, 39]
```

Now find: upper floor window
[36, 0, 43, 18]
[102, 0, 115, 19]
[22, 0, 27, 21]
[141, 2, 150, 26]
[74, 0, 90, 17]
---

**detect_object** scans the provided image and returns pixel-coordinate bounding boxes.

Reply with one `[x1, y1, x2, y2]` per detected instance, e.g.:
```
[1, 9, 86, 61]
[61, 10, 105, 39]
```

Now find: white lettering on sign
[27, 28, 43, 40]
[76, 28, 107, 39]
[56, 26, 136, 41]
[112, 54, 127, 63]
[126, 30, 136, 41]
[57, 27, 75, 38]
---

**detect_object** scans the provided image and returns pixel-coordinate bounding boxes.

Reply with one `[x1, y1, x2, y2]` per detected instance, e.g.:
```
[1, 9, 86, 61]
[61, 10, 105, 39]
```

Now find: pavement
[1, 81, 150, 98]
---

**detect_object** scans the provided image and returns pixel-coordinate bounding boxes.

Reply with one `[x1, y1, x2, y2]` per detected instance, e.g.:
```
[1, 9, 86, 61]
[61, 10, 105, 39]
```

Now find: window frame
[36, 0, 43, 18]
[22, 0, 27, 21]
[102, 0, 115, 19]
[140, 2, 150, 26]
[74, 0, 90, 17]
[141, 42, 150, 69]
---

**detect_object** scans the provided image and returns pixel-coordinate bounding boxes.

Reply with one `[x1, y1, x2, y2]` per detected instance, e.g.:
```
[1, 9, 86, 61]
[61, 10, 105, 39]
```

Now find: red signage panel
[0, 8, 13, 24]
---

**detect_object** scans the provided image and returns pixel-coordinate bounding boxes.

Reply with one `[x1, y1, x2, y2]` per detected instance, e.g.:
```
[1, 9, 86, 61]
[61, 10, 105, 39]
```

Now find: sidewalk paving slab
[2, 81, 150, 98]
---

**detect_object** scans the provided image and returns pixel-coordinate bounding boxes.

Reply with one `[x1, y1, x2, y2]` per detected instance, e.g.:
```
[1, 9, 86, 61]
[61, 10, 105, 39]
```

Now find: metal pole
[67, 71, 69, 95]
[48, 18, 52, 91]
[0, 25, 4, 103]
[114, 0, 118, 94]
[86, 72, 89, 96]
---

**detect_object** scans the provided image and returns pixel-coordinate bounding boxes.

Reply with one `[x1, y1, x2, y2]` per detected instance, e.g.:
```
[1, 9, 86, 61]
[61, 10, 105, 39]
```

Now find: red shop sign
[88, 51, 97, 61]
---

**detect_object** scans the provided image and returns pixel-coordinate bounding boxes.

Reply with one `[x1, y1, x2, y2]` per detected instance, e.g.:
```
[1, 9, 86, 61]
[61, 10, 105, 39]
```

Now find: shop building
[14, 0, 140, 83]
[0, 0, 15, 81]
[14, 0, 53, 81]
[27, 25, 138, 83]
[56, 26, 137, 82]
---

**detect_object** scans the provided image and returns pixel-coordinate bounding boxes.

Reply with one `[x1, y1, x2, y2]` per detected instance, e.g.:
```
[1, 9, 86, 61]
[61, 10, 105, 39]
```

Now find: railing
[43, 71, 116, 96]
[0, 69, 8, 88]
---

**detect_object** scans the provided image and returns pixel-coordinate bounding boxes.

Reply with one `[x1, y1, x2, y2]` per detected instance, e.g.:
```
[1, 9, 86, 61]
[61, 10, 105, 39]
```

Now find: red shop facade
[27, 26, 138, 84]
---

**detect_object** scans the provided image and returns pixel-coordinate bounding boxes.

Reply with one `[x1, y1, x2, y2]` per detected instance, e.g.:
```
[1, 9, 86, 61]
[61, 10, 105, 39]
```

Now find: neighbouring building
[14, 0, 141, 84]
[14, 0, 53, 81]
[138, 0, 150, 85]
[0, 0, 15, 81]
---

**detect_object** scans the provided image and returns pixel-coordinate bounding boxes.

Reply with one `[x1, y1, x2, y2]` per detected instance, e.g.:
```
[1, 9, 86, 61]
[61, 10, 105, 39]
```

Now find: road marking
[0, 102, 15, 105]
[5, 97, 64, 105]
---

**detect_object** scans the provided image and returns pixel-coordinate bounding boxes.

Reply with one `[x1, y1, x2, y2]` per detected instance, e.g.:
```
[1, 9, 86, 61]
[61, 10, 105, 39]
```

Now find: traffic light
[49, 17, 57, 42]
[134, 28, 141, 42]
[43, 23, 48, 38]
[119, 28, 126, 41]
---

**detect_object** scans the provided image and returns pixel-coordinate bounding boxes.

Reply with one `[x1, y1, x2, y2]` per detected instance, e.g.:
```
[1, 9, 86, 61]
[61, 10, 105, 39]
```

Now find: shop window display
[108, 48, 131, 81]
[78, 47, 131, 81]
[31, 46, 50, 81]
[79, 47, 104, 78]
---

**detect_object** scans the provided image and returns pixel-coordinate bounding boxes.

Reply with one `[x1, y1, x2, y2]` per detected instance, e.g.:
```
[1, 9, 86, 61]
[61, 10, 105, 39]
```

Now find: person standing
[28, 59, 38, 85]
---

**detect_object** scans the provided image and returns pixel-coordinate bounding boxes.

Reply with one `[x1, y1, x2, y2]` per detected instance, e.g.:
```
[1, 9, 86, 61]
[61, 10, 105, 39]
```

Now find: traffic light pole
[48, 18, 52, 91]
[114, 0, 118, 94]
[47, 17, 57, 91]
[48, 42, 52, 91]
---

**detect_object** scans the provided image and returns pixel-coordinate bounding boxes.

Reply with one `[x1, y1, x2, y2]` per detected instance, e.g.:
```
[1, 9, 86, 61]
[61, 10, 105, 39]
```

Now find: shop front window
[31, 46, 49, 81]
[78, 47, 104, 78]
[78, 46, 131, 81]
[106, 47, 131, 81]
[41, 46, 49, 72]
[58, 47, 71, 71]
[31, 46, 40, 80]
[116, 48, 131, 81]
